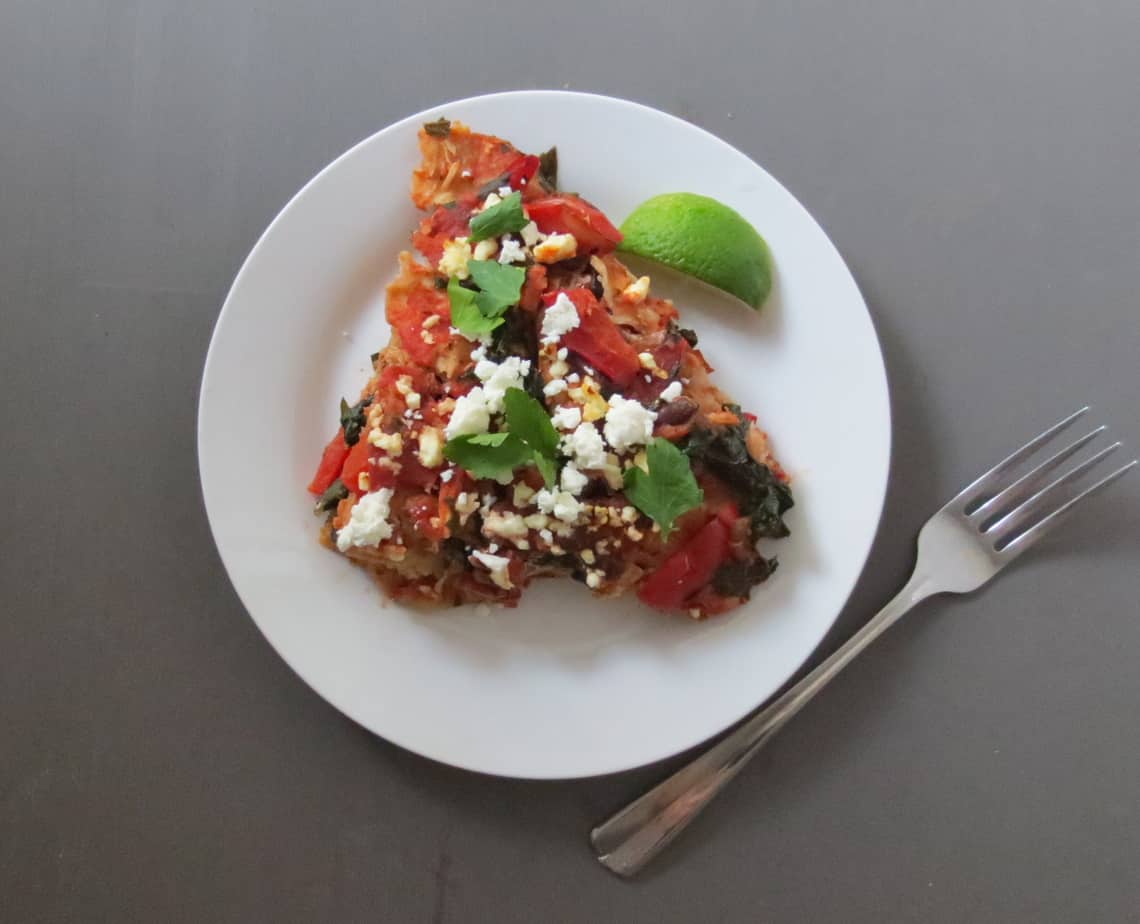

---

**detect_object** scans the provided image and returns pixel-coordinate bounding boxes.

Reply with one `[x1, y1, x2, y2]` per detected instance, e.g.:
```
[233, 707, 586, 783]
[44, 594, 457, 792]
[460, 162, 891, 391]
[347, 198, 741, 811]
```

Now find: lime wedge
[618, 193, 773, 309]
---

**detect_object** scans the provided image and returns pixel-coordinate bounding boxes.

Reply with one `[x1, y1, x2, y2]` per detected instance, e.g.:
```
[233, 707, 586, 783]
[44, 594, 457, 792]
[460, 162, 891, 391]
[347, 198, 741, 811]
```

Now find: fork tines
[955, 407, 1136, 557]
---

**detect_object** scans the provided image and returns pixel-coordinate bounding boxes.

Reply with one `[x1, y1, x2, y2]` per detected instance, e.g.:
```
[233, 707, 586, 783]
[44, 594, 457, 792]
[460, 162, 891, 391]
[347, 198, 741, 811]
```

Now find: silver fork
[591, 407, 1135, 877]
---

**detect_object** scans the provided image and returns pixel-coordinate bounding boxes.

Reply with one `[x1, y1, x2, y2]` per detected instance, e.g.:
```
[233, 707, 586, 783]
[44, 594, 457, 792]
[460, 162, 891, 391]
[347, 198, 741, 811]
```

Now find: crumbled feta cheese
[336, 489, 394, 552]
[516, 539, 530, 550]
[560, 462, 589, 495]
[474, 355, 531, 413]
[445, 387, 491, 438]
[550, 405, 582, 431]
[621, 506, 639, 523]
[627, 526, 644, 541]
[498, 237, 528, 264]
[585, 570, 603, 589]
[471, 550, 513, 589]
[603, 395, 657, 453]
[481, 192, 502, 210]
[659, 381, 684, 403]
[483, 510, 529, 540]
[621, 275, 651, 303]
[405, 391, 422, 410]
[638, 352, 657, 370]
[455, 492, 479, 520]
[440, 468, 455, 483]
[473, 238, 498, 261]
[422, 314, 441, 330]
[460, 168, 473, 179]
[561, 422, 607, 470]
[539, 528, 554, 543]
[549, 360, 569, 379]
[367, 429, 400, 454]
[543, 378, 568, 396]
[643, 374, 652, 383]
[417, 427, 443, 468]
[420, 330, 435, 345]
[487, 542, 499, 553]
[519, 221, 542, 247]
[356, 470, 371, 492]
[498, 185, 513, 196]
[438, 238, 472, 279]
[513, 483, 536, 507]
[580, 548, 596, 565]
[535, 489, 584, 524]
[524, 512, 550, 529]
[566, 373, 581, 384]
[533, 233, 577, 264]
[556, 347, 568, 360]
[540, 292, 581, 343]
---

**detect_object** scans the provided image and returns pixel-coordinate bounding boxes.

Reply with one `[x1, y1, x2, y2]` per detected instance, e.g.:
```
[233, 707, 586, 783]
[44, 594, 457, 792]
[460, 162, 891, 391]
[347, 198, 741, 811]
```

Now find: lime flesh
[618, 193, 773, 309]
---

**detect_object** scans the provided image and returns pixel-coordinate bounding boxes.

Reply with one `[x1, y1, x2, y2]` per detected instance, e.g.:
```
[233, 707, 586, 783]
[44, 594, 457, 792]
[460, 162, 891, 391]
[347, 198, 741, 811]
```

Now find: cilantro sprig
[447, 261, 526, 338]
[468, 191, 528, 242]
[443, 431, 533, 479]
[623, 438, 704, 537]
[443, 388, 559, 486]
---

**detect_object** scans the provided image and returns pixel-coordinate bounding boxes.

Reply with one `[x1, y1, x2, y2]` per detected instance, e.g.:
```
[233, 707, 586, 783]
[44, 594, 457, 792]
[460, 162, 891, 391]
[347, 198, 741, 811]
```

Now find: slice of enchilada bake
[306, 119, 792, 618]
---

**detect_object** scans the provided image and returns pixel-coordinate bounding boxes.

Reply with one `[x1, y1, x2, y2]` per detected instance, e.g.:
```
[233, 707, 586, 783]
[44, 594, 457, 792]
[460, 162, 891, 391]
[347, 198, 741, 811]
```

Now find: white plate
[198, 91, 890, 779]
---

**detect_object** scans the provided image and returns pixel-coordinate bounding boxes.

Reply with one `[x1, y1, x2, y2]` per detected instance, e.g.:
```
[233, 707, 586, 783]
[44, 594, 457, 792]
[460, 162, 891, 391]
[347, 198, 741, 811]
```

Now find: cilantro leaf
[448, 277, 504, 337]
[468, 191, 528, 241]
[468, 260, 526, 314]
[466, 432, 511, 447]
[533, 454, 557, 489]
[502, 387, 560, 487]
[502, 388, 559, 459]
[443, 431, 532, 480]
[623, 438, 704, 537]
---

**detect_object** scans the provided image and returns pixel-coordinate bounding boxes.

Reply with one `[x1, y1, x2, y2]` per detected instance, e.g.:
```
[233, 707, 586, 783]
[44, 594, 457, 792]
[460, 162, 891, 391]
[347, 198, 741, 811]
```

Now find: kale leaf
[711, 557, 778, 598]
[684, 410, 793, 539]
[314, 478, 348, 514]
[339, 396, 373, 446]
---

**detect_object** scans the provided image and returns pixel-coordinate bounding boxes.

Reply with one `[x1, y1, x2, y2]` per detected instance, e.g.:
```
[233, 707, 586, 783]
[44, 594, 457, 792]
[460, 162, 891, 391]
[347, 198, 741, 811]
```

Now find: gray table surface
[3, 1, 1139, 921]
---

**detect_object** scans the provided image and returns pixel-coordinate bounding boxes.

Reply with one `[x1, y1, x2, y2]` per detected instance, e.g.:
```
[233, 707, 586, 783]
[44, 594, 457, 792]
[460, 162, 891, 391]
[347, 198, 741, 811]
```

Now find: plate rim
[197, 89, 892, 779]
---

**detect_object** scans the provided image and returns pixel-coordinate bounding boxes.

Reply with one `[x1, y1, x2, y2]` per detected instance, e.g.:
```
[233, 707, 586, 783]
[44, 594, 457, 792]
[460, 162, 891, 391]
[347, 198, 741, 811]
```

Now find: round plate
[198, 91, 890, 779]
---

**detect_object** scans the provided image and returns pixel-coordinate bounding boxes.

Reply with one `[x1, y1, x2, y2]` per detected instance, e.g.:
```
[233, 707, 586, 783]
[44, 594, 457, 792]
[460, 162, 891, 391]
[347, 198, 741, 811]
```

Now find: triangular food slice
[307, 119, 793, 618]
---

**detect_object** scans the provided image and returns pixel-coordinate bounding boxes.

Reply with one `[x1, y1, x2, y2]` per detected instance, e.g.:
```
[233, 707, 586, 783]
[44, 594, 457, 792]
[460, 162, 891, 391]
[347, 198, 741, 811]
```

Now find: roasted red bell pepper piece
[525, 195, 623, 254]
[338, 436, 374, 495]
[544, 288, 641, 387]
[411, 198, 477, 265]
[307, 430, 350, 495]
[637, 505, 739, 611]
[508, 154, 540, 190]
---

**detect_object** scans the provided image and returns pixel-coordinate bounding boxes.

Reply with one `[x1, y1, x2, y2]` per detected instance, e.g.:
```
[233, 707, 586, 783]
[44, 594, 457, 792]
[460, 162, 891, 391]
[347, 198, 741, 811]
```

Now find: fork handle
[590, 571, 936, 877]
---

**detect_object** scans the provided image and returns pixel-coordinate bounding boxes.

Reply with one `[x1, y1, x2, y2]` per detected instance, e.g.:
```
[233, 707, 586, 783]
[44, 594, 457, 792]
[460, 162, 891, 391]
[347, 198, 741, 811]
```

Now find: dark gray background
[3, 1, 1138, 921]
